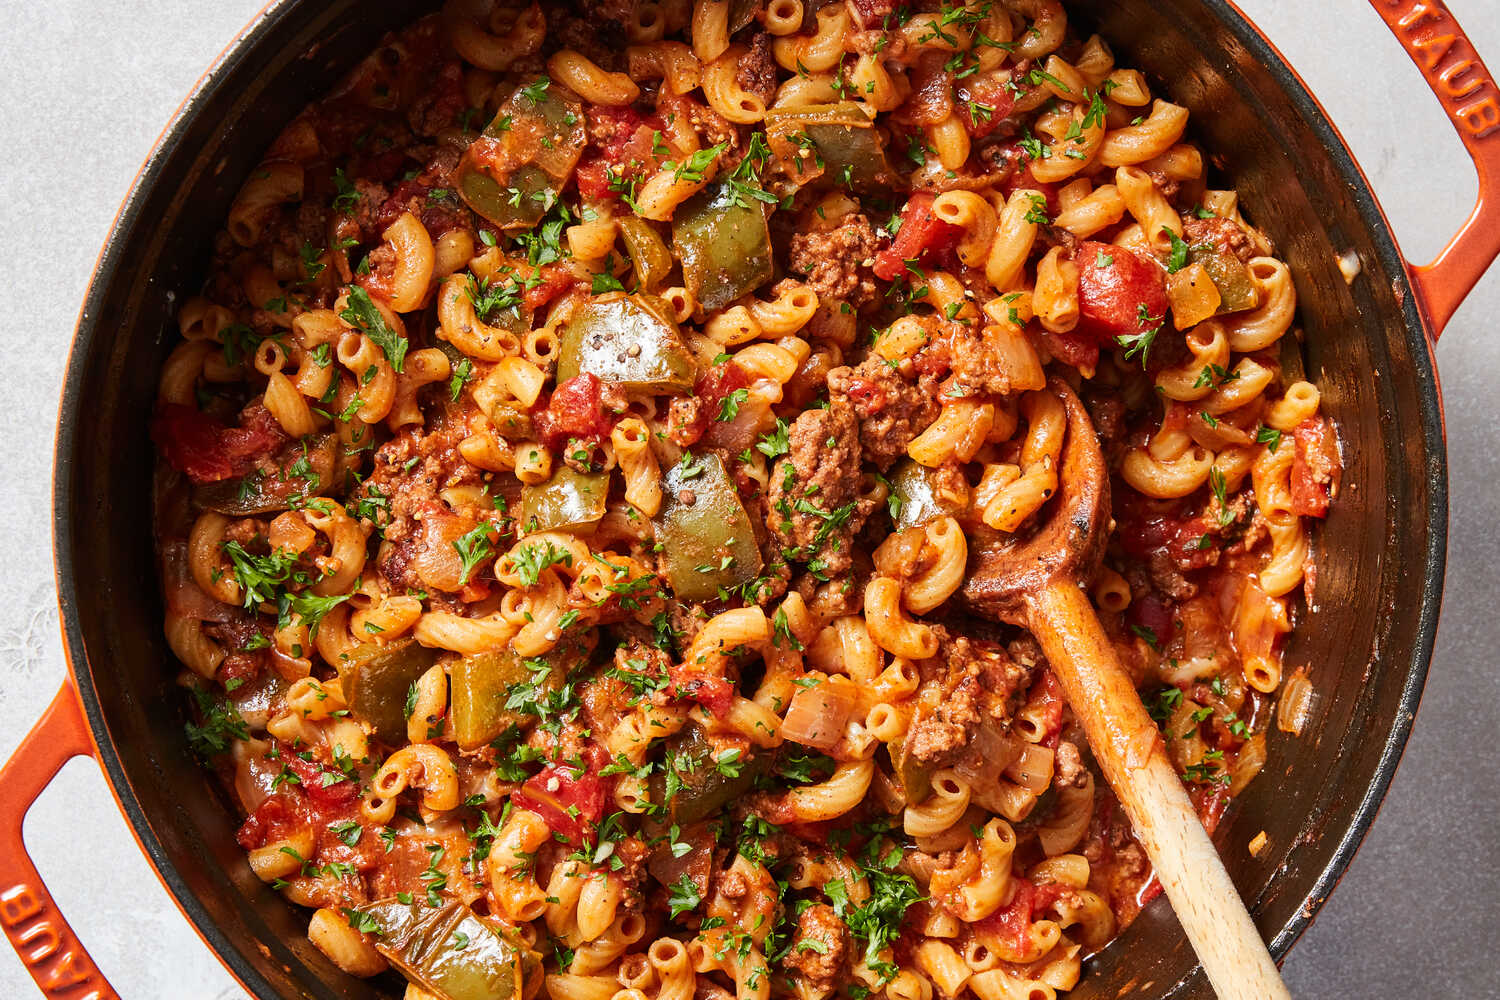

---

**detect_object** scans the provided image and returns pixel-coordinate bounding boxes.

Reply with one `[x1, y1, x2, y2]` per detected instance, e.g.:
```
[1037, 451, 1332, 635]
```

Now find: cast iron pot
[5, 0, 1496, 996]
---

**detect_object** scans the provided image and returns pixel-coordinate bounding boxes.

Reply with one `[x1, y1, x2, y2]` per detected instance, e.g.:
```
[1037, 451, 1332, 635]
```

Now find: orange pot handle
[1367, 0, 1500, 339]
[0, 682, 121, 999]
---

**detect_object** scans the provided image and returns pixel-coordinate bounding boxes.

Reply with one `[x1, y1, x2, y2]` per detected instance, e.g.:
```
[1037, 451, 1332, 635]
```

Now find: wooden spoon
[962, 377, 1290, 1000]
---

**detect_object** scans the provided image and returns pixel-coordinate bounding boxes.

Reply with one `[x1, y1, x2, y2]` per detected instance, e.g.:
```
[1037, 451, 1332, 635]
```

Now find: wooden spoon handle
[1025, 580, 1290, 1000]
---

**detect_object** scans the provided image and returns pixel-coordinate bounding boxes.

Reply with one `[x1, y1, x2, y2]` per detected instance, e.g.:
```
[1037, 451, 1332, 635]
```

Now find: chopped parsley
[1163, 226, 1189, 273]
[340, 285, 408, 372]
[184, 687, 248, 759]
[1116, 303, 1164, 366]
[452, 523, 498, 586]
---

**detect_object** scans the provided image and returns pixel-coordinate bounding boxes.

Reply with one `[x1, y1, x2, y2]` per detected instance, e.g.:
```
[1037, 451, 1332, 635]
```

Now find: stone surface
[0, 1, 1495, 998]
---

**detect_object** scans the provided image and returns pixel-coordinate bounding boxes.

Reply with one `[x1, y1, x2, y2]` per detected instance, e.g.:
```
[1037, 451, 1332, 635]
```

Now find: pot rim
[49, 0, 1448, 995]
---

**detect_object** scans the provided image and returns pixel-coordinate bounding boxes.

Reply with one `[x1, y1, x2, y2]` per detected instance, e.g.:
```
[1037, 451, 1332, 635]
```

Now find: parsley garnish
[1116, 303, 1164, 366]
[668, 874, 702, 918]
[716, 388, 749, 422]
[340, 286, 408, 372]
[1163, 226, 1189, 273]
[184, 687, 248, 759]
[452, 523, 498, 585]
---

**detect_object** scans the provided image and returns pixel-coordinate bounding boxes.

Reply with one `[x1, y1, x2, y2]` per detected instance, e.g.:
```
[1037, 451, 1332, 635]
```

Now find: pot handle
[1366, 0, 1500, 339]
[0, 682, 121, 999]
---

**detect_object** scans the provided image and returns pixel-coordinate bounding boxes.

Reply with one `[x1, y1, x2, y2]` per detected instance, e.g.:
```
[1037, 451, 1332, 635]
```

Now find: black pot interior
[54, 0, 1445, 997]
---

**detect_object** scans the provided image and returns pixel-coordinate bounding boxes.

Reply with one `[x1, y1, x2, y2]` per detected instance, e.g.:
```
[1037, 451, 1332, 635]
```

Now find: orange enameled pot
[4, 1, 1497, 997]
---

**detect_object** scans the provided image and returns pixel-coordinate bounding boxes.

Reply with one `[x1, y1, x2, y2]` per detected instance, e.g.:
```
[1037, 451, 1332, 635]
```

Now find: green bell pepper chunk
[765, 102, 897, 193]
[1187, 244, 1258, 314]
[360, 897, 537, 1000]
[520, 466, 609, 534]
[450, 646, 570, 750]
[893, 744, 934, 806]
[672, 183, 774, 313]
[555, 294, 695, 394]
[728, 0, 760, 33]
[455, 81, 586, 231]
[194, 434, 338, 516]
[650, 724, 767, 825]
[457, 164, 557, 231]
[617, 217, 674, 292]
[338, 639, 437, 744]
[886, 459, 963, 531]
[655, 453, 762, 602]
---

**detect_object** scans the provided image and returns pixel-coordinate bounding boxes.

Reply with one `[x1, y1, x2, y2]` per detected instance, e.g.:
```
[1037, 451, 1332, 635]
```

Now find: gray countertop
[1, 2, 1495, 997]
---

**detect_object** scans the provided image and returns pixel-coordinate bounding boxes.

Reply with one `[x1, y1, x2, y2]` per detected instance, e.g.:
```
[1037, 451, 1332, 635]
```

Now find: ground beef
[907, 635, 1036, 765]
[578, 0, 639, 26]
[1182, 216, 1255, 263]
[768, 398, 873, 576]
[959, 636, 1035, 718]
[907, 677, 981, 763]
[372, 148, 469, 237]
[361, 412, 484, 597]
[944, 324, 1016, 397]
[787, 214, 880, 308]
[407, 58, 467, 137]
[827, 357, 941, 469]
[1085, 390, 1127, 451]
[666, 598, 711, 650]
[1147, 550, 1196, 601]
[1055, 740, 1088, 789]
[736, 32, 778, 105]
[847, 0, 895, 29]
[349, 178, 390, 240]
[1145, 170, 1182, 202]
[205, 615, 271, 687]
[555, 10, 627, 69]
[783, 904, 850, 987]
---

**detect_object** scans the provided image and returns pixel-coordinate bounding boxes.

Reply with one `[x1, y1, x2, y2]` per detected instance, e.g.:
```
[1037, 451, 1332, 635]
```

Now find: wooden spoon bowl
[961, 377, 1290, 1000]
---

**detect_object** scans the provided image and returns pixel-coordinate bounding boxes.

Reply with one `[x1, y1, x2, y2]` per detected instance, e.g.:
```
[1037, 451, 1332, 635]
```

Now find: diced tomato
[1115, 488, 1220, 574]
[1127, 592, 1175, 643]
[840, 374, 890, 417]
[666, 663, 734, 718]
[1037, 327, 1099, 374]
[1075, 241, 1168, 347]
[1194, 784, 1231, 835]
[1290, 417, 1339, 518]
[217, 651, 265, 691]
[513, 750, 611, 845]
[955, 77, 1016, 139]
[590, 105, 661, 145]
[1027, 670, 1066, 748]
[847, 0, 895, 28]
[375, 176, 469, 238]
[666, 362, 752, 448]
[976, 879, 1067, 953]
[533, 373, 619, 452]
[575, 157, 614, 200]
[522, 263, 579, 312]
[895, 62, 955, 128]
[1135, 875, 1164, 909]
[575, 105, 667, 202]
[236, 796, 287, 850]
[873, 192, 962, 282]
[152, 402, 287, 484]
[286, 752, 360, 807]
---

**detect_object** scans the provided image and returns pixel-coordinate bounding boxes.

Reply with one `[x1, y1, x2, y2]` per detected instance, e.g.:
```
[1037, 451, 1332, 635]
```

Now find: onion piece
[647, 821, 714, 897]
[162, 540, 235, 622]
[781, 675, 858, 750]
[232, 738, 279, 812]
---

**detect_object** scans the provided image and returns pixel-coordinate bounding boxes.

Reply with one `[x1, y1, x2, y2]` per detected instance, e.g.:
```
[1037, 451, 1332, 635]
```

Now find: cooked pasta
[151, 2, 1340, 998]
